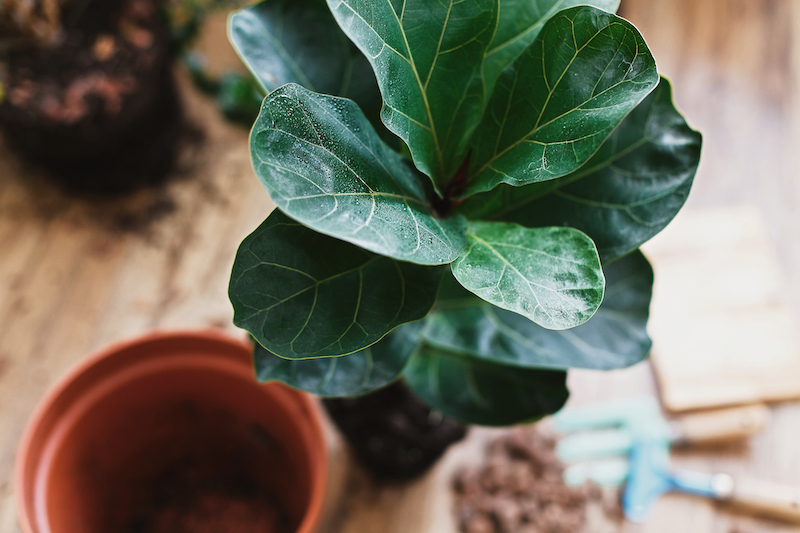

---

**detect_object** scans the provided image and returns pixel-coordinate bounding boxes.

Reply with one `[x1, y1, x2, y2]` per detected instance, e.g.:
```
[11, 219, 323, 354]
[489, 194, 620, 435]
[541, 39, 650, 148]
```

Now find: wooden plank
[642, 206, 800, 411]
[0, 79, 273, 533]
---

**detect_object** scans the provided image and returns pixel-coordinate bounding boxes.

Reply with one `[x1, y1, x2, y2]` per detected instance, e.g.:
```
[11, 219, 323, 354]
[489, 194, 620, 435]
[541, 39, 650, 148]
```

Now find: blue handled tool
[623, 435, 719, 521]
[552, 398, 796, 523]
[623, 435, 800, 523]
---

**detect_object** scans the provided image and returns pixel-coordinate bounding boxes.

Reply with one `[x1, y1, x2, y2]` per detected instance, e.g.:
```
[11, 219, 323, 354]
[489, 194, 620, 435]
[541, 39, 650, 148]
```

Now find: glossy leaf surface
[253, 321, 423, 396]
[230, 210, 442, 359]
[423, 250, 652, 370]
[457, 78, 701, 261]
[251, 84, 467, 265]
[483, 0, 620, 97]
[451, 221, 604, 330]
[228, 0, 381, 116]
[465, 6, 659, 196]
[403, 344, 569, 425]
[328, 0, 497, 191]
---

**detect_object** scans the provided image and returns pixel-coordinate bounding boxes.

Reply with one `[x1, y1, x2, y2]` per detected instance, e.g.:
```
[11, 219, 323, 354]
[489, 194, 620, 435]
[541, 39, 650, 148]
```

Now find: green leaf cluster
[228, 0, 701, 426]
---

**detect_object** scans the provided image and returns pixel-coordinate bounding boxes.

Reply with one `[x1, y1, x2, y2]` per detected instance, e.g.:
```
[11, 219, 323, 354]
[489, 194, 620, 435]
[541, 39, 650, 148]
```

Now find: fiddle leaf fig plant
[228, 0, 701, 426]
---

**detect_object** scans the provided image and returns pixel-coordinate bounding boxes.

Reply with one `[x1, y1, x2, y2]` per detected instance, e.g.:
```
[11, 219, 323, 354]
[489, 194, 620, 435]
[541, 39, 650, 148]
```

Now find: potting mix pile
[453, 427, 622, 533]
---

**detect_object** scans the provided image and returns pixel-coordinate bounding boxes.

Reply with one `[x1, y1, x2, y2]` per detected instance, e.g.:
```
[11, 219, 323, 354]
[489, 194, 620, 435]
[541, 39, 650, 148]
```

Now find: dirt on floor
[452, 426, 623, 533]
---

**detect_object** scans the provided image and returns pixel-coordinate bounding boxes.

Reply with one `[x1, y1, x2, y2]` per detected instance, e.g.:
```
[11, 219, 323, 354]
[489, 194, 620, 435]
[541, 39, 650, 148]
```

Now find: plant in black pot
[0, 0, 185, 193]
[227, 0, 701, 481]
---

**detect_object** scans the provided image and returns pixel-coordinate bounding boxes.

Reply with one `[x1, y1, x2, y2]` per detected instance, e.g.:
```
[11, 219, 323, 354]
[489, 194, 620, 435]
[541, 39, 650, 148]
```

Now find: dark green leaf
[327, 0, 498, 191]
[251, 84, 467, 265]
[457, 78, 701, 261]
[403, 344, 569, 425]
[465, 6, 659, 197]
[229, 210, 443, 359]
[483, 0, 620, 97]
[451, 221, 604, 330]
[254, 321, 423, 396]
[228, 0, 381, 116]
[423, 250, 652, 370]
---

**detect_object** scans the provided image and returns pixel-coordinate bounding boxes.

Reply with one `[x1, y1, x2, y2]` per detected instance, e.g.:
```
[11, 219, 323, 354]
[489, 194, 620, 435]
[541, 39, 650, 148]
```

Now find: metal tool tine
[553, 396, 662, 433]
[556, 428, 634, 462]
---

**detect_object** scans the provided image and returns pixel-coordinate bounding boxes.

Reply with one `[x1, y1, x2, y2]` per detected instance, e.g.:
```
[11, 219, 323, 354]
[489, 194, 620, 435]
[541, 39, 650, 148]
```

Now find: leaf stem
[432, 152, 471, 217]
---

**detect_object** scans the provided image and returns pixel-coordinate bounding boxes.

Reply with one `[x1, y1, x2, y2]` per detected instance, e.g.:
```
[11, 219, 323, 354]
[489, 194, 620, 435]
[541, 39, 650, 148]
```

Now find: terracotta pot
[15, 330, 327, 533]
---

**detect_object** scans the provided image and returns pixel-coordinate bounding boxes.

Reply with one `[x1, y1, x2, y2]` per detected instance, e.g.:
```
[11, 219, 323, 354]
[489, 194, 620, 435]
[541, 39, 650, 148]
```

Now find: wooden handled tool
[554, 399, 770, 463]
[669, 404, 770, 446]
[625, 438, 800, 524]
[711, 473, 800, 523]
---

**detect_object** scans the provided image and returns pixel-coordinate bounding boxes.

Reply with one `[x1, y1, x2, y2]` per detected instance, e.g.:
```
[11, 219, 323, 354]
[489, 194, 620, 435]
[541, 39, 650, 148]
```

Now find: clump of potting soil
[324, 380, 468, 482]
[452, 427, 622, 533]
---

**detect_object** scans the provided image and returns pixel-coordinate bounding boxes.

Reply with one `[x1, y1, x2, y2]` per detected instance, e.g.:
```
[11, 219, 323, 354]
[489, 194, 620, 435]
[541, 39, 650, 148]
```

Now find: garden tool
[553, 398, 800, 523]
[623, 435, 800, 523]
[553, 397, 769, 465]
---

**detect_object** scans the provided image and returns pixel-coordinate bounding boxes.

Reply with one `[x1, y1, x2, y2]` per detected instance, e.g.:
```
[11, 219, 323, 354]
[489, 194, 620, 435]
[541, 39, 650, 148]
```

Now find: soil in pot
[18, 333, 326, 533]
[91, 399, 294, 533]
[323, 380, 468, 482]
[0, 0, 184, 194]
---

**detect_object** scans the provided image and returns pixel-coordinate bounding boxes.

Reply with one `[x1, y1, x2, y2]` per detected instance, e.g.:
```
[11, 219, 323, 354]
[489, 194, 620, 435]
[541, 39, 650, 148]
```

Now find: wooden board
[643, 206, 800, 412]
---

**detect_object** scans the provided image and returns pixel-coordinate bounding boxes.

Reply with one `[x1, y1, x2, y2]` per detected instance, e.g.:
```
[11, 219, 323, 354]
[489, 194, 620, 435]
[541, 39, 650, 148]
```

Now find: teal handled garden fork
[553, 398, 800, 523]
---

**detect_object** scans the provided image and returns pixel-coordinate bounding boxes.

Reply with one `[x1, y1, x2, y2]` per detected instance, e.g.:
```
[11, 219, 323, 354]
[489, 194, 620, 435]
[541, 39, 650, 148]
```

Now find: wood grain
[643, 206, 800, 412]
[0, 79, 273, 532]
[2, 0, 800, 531]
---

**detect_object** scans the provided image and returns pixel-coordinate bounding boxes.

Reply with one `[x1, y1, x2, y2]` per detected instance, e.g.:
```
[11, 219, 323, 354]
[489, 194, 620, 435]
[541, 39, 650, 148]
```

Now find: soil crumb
[452, 426, 622, 533]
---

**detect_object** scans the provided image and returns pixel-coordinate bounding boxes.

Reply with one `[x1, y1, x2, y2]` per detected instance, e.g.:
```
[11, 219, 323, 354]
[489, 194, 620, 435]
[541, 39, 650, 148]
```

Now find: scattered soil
[323, 380, 468, 482]
[0, 0, 185, 194]
[452, 427, 622, 533]
[111, 193, 177, 233]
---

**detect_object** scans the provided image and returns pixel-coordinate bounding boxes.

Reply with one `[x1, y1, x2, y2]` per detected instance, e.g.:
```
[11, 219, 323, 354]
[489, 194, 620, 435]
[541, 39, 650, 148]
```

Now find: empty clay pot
[15, 330, 327, 533]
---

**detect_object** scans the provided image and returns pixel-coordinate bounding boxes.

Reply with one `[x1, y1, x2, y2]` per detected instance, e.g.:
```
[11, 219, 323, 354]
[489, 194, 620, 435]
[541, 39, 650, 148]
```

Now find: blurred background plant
[0, 0, 248, 51]
[0, 0, 71, 49]
[0, 0, 258, 160]
[165, 0, 263, 125]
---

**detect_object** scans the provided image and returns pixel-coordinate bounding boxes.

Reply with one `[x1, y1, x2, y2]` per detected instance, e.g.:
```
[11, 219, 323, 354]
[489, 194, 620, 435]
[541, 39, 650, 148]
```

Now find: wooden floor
[2, 0, 800, 531]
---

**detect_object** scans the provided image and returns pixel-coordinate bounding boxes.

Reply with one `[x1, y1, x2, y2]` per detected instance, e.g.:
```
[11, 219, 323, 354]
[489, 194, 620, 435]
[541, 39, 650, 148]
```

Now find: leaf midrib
[238, 254, 381, 316]
[484, 0, 567, 58]
[486, 135, 651, 218]
[385, 0, 446, 177]
[468, 20, 645, 182]
[480, 80, 666, 218]
[465, 232, 551, 322]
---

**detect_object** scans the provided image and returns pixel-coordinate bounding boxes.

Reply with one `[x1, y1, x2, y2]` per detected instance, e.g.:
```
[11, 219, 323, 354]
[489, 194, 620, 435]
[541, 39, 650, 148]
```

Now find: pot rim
[14, 328, 328, 533]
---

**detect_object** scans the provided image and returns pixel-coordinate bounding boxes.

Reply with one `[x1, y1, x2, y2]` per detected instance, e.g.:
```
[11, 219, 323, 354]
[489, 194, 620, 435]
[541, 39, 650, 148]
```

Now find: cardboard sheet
[642, 206, 800, 412]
